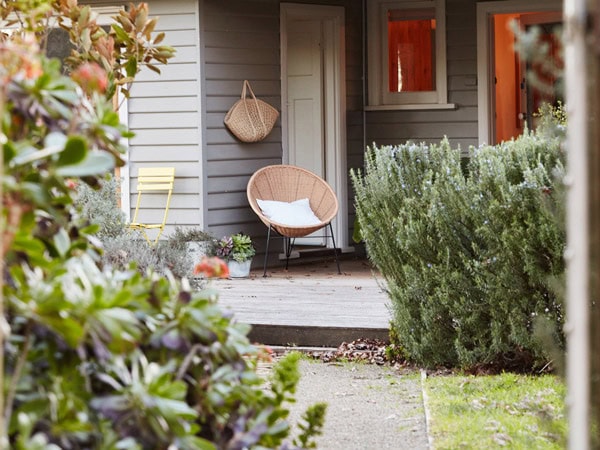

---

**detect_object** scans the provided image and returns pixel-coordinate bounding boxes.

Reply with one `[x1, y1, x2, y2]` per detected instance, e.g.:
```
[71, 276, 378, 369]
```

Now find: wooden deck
[211, 257, 392, 347]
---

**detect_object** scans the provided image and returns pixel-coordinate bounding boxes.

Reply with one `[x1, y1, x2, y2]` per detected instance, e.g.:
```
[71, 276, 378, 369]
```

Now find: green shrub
[168, 226, 217, 254]
[76, 176, 203, 283]
[352, 127, 565, 370]
[76, 174, 128, 240]
[217, 232, 256, 263]
[1, 3, 326, 447]
[6, 254, 325, 449]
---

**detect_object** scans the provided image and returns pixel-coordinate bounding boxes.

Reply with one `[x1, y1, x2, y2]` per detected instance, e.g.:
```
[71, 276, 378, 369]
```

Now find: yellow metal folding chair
[129, 167, 175, 244]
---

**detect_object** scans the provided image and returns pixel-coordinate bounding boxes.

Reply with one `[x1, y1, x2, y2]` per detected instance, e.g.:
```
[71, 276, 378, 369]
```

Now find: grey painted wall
[92, 0, 511, 254]
[128, 0, 203, 237]
[201, 0, 365, 254]
[200, 0, 500, 258]
[77, 0, 204, 240]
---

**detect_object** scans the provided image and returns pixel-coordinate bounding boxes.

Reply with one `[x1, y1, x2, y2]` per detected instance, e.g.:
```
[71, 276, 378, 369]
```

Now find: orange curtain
[388, 19, 434, 92]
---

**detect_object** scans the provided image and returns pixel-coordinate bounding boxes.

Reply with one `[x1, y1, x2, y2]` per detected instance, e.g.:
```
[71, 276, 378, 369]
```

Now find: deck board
[210, 258, 392, 330]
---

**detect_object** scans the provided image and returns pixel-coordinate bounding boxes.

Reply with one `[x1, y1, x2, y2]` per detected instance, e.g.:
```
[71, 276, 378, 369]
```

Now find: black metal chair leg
[329, 222, 341, 274]
[263, 226, 272, 277]
[284, 237, 295, 270]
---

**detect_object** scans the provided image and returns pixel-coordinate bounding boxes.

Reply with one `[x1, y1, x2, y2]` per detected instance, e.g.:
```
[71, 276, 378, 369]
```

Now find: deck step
[213, 257, 391, 348]
[247, 324, 389, 348]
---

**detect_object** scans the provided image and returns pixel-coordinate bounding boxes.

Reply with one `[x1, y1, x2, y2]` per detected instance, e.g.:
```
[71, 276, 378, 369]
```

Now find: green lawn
[424, 372, 566, 449]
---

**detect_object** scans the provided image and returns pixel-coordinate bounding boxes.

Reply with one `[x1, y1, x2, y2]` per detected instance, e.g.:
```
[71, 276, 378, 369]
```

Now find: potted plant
[168, 227, 217, 273]
[216, 232, 256, 278]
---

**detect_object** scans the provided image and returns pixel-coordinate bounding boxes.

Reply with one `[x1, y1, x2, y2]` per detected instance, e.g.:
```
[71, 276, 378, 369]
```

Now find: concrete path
[216, 258, 431, 449]
[284, 359, 430, 450]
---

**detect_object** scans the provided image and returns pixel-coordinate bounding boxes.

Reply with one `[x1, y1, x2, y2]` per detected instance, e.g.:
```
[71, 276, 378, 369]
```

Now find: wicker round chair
[247, 164, 341, 276]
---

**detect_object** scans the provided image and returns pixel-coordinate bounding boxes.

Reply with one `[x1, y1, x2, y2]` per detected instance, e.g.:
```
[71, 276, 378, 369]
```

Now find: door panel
[286, 18, 326, 246]
[287, 19, 324, 179]
[281, 4, 347, 250]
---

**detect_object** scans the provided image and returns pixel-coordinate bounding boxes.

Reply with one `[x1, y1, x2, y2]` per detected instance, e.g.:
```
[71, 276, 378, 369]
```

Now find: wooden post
[564, 0, 591, 448]
[585, 0, 600, 447]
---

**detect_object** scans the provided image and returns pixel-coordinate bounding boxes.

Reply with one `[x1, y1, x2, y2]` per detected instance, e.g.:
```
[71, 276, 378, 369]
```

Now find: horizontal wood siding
[92, 0, 490, 247]
[202, 0, 282, 242]
[365, 0, 479, 153]
[202, 0, 365, 251]
[344, 1, 366, 245]
[128, 0, 202, 237]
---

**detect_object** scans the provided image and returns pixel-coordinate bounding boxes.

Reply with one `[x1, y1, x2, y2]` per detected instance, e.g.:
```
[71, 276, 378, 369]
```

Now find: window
[367, 0, 450, 109]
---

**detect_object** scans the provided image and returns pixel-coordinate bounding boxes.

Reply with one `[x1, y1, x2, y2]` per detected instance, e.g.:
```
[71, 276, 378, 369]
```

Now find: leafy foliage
[295, 403, 327, 449]
[1, 2, 325, 448]
[7, 253, 322, 448]
[76, 174, 128, 240]
[352, 116, 566, 370]
[169, 226, 216, 248]
[1, 0, 176, 101]
[217, 233, 256, 263]
[75, 175, 195, 283]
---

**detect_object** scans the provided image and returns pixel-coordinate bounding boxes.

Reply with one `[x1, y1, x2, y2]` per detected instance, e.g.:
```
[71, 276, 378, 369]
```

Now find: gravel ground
[285, 359, 431, 450]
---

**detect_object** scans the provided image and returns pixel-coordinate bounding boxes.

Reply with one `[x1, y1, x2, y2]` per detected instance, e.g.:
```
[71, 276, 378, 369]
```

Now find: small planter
[186, 241, 212, 278]
[186, 241, 210, 264]
[227, 259, 252, 278]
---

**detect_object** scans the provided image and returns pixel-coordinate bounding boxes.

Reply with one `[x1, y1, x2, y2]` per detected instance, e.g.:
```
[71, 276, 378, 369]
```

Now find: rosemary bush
[352, 123, 565, 370]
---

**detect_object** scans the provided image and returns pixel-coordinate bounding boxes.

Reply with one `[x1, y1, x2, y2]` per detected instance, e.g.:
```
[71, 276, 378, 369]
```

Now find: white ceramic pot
[227, 259, 252, 278]
[186, 241, 210, 263]
[186, 241, 212, 278]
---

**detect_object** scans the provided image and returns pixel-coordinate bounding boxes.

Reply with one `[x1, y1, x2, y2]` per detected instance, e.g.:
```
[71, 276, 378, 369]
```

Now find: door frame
[280, 3, 348, 250]
[476, 0, 562, 145]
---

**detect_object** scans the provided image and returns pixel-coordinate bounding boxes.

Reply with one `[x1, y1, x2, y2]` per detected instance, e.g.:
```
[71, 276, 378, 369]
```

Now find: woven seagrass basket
[224, 80, 279, 143]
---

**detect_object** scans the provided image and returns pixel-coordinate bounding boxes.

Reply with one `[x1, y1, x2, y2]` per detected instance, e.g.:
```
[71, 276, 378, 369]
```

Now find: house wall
[365, 0, 479, 153]
[27, 0, 205, 239]
[201, 0, 364, 249]
[126, 0, 203, 236]
[97, 0, 539, 251]
[88, 0, 533, 250]
[201, 0, 493, 252]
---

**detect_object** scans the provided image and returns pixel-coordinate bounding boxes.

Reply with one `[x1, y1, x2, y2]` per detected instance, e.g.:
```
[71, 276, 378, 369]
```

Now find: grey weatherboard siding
[201, 0, 364, 255]
[127, 0, 203, 237]
[128, 0, 508, 256]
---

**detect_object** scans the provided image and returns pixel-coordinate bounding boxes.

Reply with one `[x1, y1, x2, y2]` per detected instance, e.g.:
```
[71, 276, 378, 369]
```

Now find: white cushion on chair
[257, 198, 321, 226]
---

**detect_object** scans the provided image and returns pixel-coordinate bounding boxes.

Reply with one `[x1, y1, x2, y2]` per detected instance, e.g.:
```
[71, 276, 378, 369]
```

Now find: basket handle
[241, 80, 267, 130]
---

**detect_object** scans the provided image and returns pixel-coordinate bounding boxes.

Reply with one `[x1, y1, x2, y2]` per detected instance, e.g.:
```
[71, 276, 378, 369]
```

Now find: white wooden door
[287, 19, 324, 179]
[286, 18, 325, 245]
[281, 3, 348, 252]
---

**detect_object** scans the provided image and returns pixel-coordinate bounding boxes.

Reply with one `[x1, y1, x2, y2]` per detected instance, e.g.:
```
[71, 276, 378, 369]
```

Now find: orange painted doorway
[493, 12, 562, 144]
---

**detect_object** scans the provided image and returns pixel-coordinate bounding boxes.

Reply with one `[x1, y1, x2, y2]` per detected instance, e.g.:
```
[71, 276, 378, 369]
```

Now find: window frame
[367, 0, 452, 110]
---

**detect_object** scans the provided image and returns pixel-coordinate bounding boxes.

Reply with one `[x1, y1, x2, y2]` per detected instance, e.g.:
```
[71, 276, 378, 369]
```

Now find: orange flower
[23, 58, 42, 79]
[194, 256, 230, 279]
[257, 345, 274, 363]
[0, 34, 42, 81]
[65, 179, 78, 190]
[71, 62, 109, 94]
